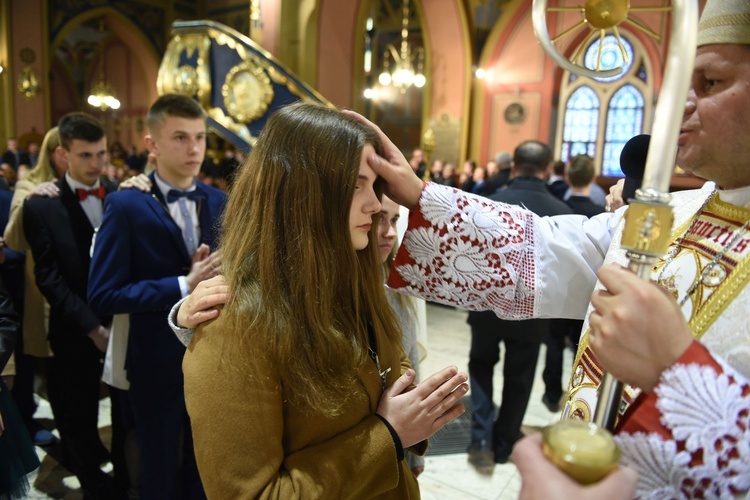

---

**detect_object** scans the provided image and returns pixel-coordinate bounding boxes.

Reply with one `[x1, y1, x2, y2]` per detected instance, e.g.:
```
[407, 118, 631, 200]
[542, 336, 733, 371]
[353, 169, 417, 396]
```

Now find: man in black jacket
[564, 155, 606, 218]
[467, 140, 573, 469]
[23, 113, 117, 498]
[541, 154, 605, 413]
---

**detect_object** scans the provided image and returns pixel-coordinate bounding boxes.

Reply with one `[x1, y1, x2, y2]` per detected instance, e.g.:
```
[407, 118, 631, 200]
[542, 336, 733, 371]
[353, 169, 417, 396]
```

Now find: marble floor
[415, 304, 570, 500]
[24, 302, 572, 499]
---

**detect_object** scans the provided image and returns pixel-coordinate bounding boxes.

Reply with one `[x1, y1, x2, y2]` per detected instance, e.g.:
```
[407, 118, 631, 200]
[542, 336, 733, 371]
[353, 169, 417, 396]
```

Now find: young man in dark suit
[546, 159, 569, 200]
[23, 113, 116, 498]
[467, 141, 573, 469]
[88, 94, 225, 500]
[541, 154, 605, 414]
[564, 154, 606, 218]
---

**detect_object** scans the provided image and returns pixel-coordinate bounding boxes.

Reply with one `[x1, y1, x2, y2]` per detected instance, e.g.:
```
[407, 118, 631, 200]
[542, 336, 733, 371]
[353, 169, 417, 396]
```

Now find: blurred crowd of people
[1, 137, 246, 195]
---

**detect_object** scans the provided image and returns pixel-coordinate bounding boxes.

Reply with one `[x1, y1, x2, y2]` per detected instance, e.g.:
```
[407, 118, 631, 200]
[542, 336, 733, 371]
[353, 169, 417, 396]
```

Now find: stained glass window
[602, 84, 645, 176]
[557, 32, 650, 177]
[560, 85, 599, 163]
[584, 35, 635, 83]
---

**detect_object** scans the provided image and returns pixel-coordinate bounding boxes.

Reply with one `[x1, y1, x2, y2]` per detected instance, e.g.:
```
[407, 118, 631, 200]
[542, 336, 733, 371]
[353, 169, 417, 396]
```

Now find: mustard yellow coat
[183, 312, 426, 499]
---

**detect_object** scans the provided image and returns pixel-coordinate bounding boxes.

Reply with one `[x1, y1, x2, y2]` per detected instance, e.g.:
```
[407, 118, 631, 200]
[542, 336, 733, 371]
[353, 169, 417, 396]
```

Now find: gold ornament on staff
[531, 0, 698, 484]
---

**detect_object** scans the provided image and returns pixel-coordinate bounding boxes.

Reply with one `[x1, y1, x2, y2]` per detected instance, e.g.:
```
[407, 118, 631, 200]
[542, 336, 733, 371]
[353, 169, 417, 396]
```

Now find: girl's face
[349, 144, 382, 251]
[377, 196, 400, 263]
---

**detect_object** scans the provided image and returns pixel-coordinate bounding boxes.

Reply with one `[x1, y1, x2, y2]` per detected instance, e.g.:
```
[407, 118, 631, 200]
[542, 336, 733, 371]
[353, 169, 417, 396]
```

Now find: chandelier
[377, 0, 425, 93]
[87, 20, 120, 111]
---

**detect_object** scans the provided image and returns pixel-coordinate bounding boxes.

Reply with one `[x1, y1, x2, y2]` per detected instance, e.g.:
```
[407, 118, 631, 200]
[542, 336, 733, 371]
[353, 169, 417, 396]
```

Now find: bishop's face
[677, 44, 750, 190]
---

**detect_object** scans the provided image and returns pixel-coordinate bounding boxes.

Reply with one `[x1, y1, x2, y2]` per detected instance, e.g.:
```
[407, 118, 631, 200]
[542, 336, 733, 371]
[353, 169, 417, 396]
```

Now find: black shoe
[82, 473, 115, 500]
[494, 441, 513, 464]
[542, 393, 561, 413]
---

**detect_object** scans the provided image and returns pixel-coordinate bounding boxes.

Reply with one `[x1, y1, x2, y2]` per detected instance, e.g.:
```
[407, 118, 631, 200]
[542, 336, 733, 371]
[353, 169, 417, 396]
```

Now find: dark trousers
[468, 314, 545, 453]
[110, 386, 142, 499]
[542, 319, 582, 402]
[128, 376, 205, 500]
[47, 335, 111, 493]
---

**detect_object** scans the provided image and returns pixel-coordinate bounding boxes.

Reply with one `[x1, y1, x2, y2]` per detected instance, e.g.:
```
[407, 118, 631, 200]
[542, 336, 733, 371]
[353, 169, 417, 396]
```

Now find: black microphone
[619, 134, 650, 203]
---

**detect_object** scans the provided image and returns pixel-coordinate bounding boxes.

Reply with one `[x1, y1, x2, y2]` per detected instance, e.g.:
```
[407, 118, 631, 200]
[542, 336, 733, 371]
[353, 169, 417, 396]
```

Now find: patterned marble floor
[24, 302, 572, 499]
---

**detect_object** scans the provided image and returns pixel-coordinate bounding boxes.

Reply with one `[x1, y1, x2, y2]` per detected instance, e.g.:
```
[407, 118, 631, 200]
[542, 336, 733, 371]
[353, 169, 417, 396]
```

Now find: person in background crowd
[427, 159, 445, 184]
[25, 143, 39, 169]
[459, 160, 476, 192]
[564, 154, 606, 218]
[440, 163, 457, 188]
[1, 139, 29, 173]
[409, 148, 426, 180]
[377, 195, 426, 477]
[546, 159, 568, 200]
[541, 154, 604, 413]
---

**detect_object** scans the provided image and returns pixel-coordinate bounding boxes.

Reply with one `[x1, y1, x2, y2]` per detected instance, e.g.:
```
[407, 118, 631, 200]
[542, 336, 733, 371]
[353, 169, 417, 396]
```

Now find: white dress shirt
[65, 173, 104, 229]
[153, 173, 201, 297]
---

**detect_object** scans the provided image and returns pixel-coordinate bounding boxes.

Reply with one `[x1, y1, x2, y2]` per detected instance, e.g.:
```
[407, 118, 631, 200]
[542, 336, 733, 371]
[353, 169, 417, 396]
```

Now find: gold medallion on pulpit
[174, 65, 200, 97]
[222, 59, 275, 123]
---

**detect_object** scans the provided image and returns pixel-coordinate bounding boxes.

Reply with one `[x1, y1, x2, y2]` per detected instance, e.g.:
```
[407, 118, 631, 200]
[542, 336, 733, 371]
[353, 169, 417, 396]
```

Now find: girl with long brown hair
[182, 103, 467, 498]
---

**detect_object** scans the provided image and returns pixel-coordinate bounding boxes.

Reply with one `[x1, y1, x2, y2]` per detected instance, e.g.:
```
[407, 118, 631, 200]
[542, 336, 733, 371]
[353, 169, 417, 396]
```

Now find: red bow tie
[76, 186, 106, 201]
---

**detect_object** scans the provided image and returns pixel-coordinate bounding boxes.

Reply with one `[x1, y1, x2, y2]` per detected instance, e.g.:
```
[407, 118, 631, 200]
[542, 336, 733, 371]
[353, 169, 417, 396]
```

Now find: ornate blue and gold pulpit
[157, 20, 332, 151]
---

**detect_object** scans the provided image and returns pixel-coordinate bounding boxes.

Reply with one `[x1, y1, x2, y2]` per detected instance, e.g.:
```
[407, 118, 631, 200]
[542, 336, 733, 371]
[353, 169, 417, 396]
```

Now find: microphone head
[619, 134, 650, 179]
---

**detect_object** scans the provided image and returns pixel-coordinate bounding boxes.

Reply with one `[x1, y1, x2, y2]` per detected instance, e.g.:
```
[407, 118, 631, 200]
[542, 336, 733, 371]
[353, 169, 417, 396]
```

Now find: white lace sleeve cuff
[616, 341, 750, 498]
[389, 182, 614, 320]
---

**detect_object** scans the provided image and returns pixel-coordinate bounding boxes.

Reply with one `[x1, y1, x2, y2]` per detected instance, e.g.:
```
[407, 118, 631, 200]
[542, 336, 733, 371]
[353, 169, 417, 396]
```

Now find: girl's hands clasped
[376, 366, 468, 449]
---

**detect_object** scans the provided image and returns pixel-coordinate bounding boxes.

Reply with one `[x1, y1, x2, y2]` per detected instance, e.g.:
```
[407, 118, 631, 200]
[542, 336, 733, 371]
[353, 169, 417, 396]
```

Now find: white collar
[716, 183, 750, 209]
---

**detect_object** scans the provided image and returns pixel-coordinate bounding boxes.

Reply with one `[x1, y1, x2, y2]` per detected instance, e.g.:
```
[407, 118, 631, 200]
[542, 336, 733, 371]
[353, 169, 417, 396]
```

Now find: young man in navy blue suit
[89, 94, 225, 499]
[23, 113, 116, 498]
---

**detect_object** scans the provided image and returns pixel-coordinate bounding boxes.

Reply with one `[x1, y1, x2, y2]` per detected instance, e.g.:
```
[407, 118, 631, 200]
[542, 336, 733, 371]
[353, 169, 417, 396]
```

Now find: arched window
[602, 84, 645, 176]
[561, 86, 599, 161]
[556, 34, 651, 177]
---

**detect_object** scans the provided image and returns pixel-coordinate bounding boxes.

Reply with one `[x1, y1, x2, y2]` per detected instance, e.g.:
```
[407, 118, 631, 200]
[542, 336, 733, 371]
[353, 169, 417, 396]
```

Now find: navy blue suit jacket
[88, 173, 225, 385]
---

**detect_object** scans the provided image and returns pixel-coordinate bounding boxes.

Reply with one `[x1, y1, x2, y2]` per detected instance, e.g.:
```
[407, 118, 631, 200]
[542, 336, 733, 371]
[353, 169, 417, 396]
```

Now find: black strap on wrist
[375, 414, 404, 461]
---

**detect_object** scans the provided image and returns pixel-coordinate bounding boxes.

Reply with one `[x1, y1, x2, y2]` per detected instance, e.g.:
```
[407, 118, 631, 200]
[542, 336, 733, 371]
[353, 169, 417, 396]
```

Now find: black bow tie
[166, 189, 205, 204]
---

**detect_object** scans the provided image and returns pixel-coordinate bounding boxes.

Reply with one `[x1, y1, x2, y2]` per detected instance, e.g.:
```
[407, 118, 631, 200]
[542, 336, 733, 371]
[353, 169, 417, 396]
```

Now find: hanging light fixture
[87, 20, 120, 111]
[378, 0, 426, 93]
